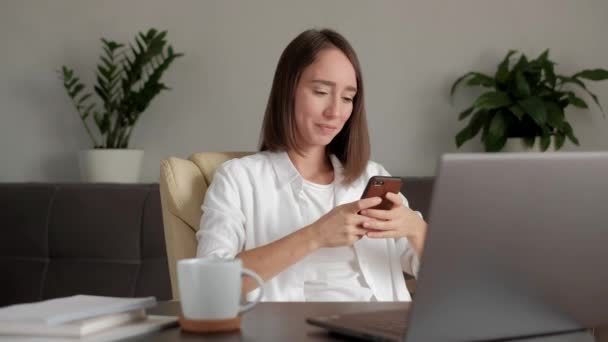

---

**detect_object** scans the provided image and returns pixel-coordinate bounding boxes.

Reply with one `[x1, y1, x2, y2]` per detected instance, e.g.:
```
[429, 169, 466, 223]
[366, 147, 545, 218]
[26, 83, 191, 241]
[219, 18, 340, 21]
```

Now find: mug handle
[238, 268, 264, 314]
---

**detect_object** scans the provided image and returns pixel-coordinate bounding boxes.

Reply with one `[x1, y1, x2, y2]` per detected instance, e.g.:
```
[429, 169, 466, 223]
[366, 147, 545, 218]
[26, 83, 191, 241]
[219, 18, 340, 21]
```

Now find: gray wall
[1, 0, 607, 182]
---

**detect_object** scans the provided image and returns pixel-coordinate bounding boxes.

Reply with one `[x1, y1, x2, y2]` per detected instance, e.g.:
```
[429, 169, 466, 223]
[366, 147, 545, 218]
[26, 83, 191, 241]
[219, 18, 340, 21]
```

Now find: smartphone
[360, 176, 403, 210]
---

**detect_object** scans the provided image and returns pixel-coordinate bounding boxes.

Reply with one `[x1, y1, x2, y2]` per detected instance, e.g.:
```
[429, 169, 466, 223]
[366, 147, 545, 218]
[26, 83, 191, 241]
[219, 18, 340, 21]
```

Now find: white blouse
[196, 151, 420, 302]
[299, 179, 374, 301]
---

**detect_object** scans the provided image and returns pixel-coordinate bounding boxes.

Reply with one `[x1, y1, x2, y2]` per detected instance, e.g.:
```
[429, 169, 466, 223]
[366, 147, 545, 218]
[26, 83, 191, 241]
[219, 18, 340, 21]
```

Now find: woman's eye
[314, 91, 328, 96]
[342, 97, 353, 103]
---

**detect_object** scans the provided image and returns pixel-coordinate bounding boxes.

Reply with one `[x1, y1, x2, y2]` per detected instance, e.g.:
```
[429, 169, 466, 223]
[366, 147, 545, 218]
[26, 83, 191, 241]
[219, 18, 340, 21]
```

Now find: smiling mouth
[316, 124, 337, 130]
[316, 124, 338, 135]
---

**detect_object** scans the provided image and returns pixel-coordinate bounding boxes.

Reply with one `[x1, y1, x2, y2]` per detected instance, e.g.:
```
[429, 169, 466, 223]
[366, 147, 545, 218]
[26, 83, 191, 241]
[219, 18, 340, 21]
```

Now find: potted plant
[450, 49, 608, 152]
[60, 28, 184, 182]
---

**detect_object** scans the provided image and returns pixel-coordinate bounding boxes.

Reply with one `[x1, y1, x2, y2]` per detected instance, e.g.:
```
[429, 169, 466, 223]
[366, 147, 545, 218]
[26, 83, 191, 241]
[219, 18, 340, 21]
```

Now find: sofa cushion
[0, 184, 54, 258]
[48, 185, 147, 259]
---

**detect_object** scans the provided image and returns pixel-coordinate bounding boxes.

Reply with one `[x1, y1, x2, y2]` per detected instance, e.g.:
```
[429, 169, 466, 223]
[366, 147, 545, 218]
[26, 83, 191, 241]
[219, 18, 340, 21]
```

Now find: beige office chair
[159, 152, 252, 299]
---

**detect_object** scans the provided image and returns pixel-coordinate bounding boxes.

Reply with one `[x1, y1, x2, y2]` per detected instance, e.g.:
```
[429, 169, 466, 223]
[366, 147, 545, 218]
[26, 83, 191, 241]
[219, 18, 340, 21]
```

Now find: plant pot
[78, 149, 144, 183]
[501, 138, 557, 152]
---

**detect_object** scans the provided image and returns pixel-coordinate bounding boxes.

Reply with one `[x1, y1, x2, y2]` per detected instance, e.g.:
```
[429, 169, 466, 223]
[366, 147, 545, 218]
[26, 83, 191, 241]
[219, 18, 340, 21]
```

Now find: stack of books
[0, 295, 177, 341]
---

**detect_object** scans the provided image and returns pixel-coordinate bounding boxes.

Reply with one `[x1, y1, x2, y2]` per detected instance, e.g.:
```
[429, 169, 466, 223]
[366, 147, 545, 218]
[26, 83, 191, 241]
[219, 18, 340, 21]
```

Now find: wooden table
[139, 301, 603, 341]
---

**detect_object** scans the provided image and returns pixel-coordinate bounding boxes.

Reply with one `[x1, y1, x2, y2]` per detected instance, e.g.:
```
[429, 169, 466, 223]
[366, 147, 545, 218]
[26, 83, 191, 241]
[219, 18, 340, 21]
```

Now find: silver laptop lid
[405, 152, 608, 342]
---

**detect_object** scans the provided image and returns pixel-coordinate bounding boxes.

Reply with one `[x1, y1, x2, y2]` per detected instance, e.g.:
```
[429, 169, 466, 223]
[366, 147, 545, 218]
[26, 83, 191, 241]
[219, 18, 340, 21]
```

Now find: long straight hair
[259, 28, 370, 184]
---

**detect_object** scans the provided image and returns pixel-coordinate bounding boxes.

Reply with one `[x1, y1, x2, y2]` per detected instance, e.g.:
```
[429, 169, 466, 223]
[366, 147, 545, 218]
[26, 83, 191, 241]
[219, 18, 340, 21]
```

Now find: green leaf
[83, 103, 95, 115]
[566, 92, 588, 108]
[136, 37, 146, 55]
[78, 93, 92, 105]
[562, 122, 580, 145]
[515, 71, 531, 97]
[100, 56, 115, 70]
[455, 111, 486, 147]
[544, 64, 556, 88]
[465, 73, 495, 88]
[509, 104, 525, 120]
[101, 38, 122, 52]
[97, 65, 111, 79]
[156, 30, 167, 42]
[94, 111, 103, 128]
[540, 133, 551, 151]
[554, 133, 566, 150]
[455, 126, 472, 148]
[94, 85, 109, 103]
[536, 49, 557, 87]
[495, 50, 517, 85]
[558, 75, 584, 87]
[574, 69, 608, 81]
[523, 136, 535, 148]
[481, 114, 492, 141]
[61, 66, 74, 81]
[146, 28, 158, 40]
[473, 91, 512, 111]
[450, 72, 474, 97]
[513, 55, 529, 72]
[65, 77, 78, 90]
[458, 107, 474, 120]
[100, 114, 111, 134]
[545, 101, 564, 128]
[537, 49, 549, 62]
[558, 76, 604, 114]
[469, 111, 486, 138]
[518, 97, 547, 126]
[69, 84, 84, 98]
[481, 111, 510, 152]
[488, 110, 507, 138]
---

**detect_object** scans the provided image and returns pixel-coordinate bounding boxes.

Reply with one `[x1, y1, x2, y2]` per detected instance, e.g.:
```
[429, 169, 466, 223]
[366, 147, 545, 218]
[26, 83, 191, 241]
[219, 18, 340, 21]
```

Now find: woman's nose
[323, 97, 340, 118]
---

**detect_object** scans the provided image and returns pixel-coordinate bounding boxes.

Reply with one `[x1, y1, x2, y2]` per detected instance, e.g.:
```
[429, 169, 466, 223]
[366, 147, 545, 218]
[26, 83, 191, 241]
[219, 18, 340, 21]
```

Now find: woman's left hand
[359, 192, 427, 256]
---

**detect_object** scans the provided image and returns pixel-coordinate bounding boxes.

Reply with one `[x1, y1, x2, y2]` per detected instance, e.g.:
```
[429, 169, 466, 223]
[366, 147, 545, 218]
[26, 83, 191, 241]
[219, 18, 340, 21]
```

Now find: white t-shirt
[300, 179, 375, 301]
[196, 151, 420, 302]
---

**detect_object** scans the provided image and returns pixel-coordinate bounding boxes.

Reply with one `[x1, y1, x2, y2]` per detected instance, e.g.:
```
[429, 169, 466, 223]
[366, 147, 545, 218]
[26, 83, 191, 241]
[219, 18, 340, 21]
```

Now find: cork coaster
[179, 315, 241, 333]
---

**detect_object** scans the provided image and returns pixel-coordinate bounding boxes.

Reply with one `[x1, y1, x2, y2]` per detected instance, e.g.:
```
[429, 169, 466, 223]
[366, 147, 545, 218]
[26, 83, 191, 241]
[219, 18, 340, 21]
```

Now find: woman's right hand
[308, 196, 382, 248]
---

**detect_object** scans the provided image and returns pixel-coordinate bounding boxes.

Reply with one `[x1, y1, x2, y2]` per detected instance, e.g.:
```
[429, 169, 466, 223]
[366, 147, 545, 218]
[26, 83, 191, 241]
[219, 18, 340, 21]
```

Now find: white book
[0, 309, 145, 338]
[0, 295, 156, 326]
[0, 315, 178, 342]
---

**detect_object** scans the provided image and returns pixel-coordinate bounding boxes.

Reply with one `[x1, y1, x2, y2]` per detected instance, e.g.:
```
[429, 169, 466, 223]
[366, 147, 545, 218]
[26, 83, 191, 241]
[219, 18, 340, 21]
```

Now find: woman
[196, 28, 427, 302]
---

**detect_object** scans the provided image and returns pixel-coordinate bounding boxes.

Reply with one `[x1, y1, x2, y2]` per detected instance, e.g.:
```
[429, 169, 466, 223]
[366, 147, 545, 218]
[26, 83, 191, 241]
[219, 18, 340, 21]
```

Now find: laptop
[307, 152, 608, 341]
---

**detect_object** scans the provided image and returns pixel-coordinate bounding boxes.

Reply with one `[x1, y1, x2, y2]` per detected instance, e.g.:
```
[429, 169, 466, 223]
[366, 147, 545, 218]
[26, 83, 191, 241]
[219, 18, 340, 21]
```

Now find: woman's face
[293, 47, 357, 151]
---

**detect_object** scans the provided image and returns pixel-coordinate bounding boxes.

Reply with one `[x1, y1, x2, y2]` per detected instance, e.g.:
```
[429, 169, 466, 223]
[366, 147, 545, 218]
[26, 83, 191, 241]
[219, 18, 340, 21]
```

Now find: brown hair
[259, 28, 370, 184]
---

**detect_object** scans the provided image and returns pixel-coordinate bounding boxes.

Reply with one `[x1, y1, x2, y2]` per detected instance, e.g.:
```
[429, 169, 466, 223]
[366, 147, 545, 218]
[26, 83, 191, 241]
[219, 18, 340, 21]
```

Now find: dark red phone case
[360, 176, 402, 210]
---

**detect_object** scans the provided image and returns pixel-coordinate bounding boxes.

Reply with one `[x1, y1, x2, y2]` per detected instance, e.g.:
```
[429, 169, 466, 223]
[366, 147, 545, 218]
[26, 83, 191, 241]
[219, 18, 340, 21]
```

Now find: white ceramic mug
[177, 257, 264, 320]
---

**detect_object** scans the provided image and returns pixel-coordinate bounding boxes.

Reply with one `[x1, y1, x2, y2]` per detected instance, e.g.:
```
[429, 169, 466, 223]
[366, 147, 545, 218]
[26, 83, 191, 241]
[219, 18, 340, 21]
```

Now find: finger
[348, 234, 363, 244]
[362, 220, 393, 231]
[351, 215, 383, 228]
[350, 197, 382, 212]
[366, 230, 402, 239]
[385, 192, 403, 208]
[346, 229, 369, 245]
[353, 228, 370, 236]
[359, 208, 396, 221]
[346, 225, 368, 235]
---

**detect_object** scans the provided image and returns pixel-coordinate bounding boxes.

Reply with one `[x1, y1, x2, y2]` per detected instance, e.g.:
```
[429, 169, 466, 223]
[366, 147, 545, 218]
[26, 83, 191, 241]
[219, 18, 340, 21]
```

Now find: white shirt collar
[266, 151, 354, 194]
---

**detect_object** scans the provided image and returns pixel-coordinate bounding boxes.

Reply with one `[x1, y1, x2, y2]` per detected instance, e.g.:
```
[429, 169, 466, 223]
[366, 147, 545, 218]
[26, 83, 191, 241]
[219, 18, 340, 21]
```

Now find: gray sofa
[0, 178, 434, 306]
[0, 183, 172, 306]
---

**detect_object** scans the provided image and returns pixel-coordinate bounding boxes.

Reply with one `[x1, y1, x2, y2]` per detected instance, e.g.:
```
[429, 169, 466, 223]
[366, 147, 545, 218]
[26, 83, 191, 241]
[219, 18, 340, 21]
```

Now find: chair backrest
[159, 152, 252, 299]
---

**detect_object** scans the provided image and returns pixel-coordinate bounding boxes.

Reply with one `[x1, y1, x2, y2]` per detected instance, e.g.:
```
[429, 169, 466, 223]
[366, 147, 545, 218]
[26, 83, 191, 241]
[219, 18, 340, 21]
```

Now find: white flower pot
[78, 149, 144, 183]
[501, 138, 557, 152]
